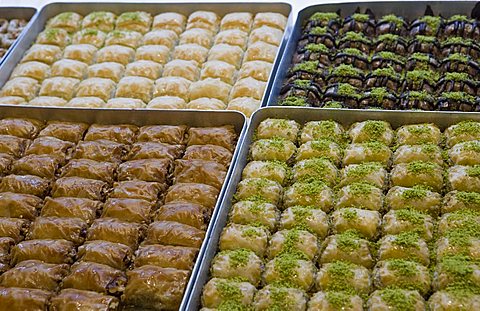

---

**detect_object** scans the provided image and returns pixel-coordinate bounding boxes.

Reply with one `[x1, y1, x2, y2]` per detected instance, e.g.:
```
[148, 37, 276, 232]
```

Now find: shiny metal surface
[267, 1, 480, 111]
[185, 105, 480, 310]
[0, 105, 247, 311]
[0, 7, 37, 65]
[0, 2, 292, 110]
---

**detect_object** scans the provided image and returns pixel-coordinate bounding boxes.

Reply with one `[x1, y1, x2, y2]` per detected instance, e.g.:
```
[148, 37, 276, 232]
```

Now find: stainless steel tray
[0, 1, 293, 110]
[185, 105, 480, 310]
[0, 106, 247, 311]
[267, 0, 480, 111]
[0, 7, 37, 65]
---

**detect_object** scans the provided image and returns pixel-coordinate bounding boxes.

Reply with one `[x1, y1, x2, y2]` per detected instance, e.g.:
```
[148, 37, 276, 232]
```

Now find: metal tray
[0, 7, 37, 65]
[185, 105, 480, 310]
[0, 1, 293, 110]
[0, 106, 247, 311]
[267, 0, 480, 111]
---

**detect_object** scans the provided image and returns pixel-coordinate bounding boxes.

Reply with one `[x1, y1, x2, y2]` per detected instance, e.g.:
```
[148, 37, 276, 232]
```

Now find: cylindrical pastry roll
[0, 287, 52, 311]
[174, 159, 227, 189]
[137, 125, 187, 144]
[77, 240, 133, 270]
[50, 289, 119, 311]
[41, 197, 100, 225]
[87, 218, 144, 250]
[11, 239, 76, 264]
[155, 202, 209, 230]
[27, 216, 87, 245]
[442, 190, 480, 213]
[60, 159, 116, 184]
[127, 142, 183, 160]
[164, 182, 219, 209]
[144, 220, 205, 249]
[102, 198, 153, 224]
[448, 165, 480, 192]
[74, 140, 126, 163]
[117, 159, 170, 183]
[134, 244, 197, 271]
[0, 192, 42, 220]
[0, 174, 50, 197]
[183, 144, 233, 168]
[0, 218, 29, 242]
[51, 177, 107, 201]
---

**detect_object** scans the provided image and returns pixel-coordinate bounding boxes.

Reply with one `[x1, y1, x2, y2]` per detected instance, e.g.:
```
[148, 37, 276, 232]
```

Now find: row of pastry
[0, 10, 287, 115]
[0, 117, 238, 310]
[199, 118, 480, 311]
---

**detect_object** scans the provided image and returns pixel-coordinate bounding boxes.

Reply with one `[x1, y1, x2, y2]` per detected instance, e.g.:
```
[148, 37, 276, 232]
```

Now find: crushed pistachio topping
[388, 259, 419, 276]
[242, 226, 262, 238]
[456, 191, 480, 205]
[415, 35, 436, 43]
[55, 12, 74, 22]
[402, 186, 429, 199]
[410, 52, 430, 62]
[331, 64, 363, 77]
[216, 279, 244, 301]
[293, 79, 310, 88]
[223, 249, 252, 268]
[351, 13, 370, 22]
[294, 180, 326, 195]
[274, 253, 301, 281]
[310, 139, 332, 150]
[326, 291, 354, 309]
[461, 141, 480, 153]
[337, 230, 361, 251]
[293, 61, 319, 73]
[309, 26, 329, 35]
[340, 31, 371, 44]
[447, 15, 472, 23]
[363, 120, 388, 139]
[119, 12, 142, 22]
[372, 67, 398, 79]
[309, 12, 339, 22]
[392, 232, 420, 249]
[339, 48, 365, 57]
[380, 14, 404, 27]
[444, 72, 470, 82]
[305, 43, 329, 53]
[395, 208, 426, 225]
[467, 165, 480, 177]
[323, 101, 344, 108]
[379, 288, 416, 311]
[337, 83, 361, 99]
[406, 69, 439, 85]
[369, 87, 390, 103]
[378, 33, 400, 42]
[418, 15, 442, 30]
[43, 28, 63, 40]
[452, 120, 480, 135]
[442, 91, 475, 103]
[280, 96, 308, 107]
[444, 36, 473, 46]
[348, 182, 375, 196]
[346, 162, 382, 178]
[446, 53, 470, 63]
[342, 208, 358, 221]
[82, 28, 99, 36]
[407, 90, 434, 101]
[374, 51, 405, 63]
[267, 286, 295, 310]
[407, 160, 437, 174]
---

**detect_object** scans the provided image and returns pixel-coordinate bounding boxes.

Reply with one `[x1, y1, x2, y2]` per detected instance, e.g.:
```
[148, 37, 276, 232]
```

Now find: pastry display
[0, 17, 29, 60]
[280, 9, 480, 111]
[0, 116, 238, 310]
[200, 117, 480, 310]
[0, 10, 288, 116]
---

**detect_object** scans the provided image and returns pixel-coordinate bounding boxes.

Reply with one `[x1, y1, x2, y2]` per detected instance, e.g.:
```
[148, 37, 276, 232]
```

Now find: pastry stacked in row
[280, 11, 480, 111]
[200, 118, 480, 310]
[0, 117, 237, 310]
[0, 10, 287, 115]
[0, 18, 28, 59]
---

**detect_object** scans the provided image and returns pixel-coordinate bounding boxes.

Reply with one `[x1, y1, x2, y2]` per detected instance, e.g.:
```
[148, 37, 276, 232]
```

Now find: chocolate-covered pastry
[327, 64, 364, 88]
[405, 53, 439, 71]
[365, 67, 402, 91]
[437, 91, 477, 111]
[441, 36, 480, 59]
[371, 51, 405, 73]
[337, 32, 372, 54]
[442, 15, 480, 39]
[441, 53, 479, 76]
[408, 35, 440, 56]
[321, 100, 345, 108]
[376, 14, 408, 36]
[280, 80, 322, 105]
[404, 69, 439, 93]
[285, 61, 326, 87]
[278, 96, 309, 107]
[298, 27, 336, 51]
[437, 72, 477, 95]
[399, 90, 436, 110]
[409, 15, 442, 36]
[374, 34, 408, 55]
[305, 12, 341, 32]
[360, 87, 398, 109]
[333, 48, 369, 70]
[341, 12, 376, 36]
[323, 83, 361, 108]
[293, 43, 331, 66]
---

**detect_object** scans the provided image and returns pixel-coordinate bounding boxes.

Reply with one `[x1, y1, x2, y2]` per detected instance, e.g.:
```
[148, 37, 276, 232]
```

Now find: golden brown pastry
[84, 124, 138, 144]
[39, 77, 80, 100]
[143, 220, 205, 248]
[41, 197, 101, 224]
[152, 12, 186, 34]
[50, 289, 119, 311]
[0, 134, 29, 158]
[135, 45, 170, 64]
[187, 11, 219, 32]
[116, 11, 152, 34]
[0, 287, 52, 311]
[187, 125, 236, 151]
[27, 216, 87, 245]
[27, 96, 67, 107]
[102, 198, 154, 223]
[117, 158, 171, 183]
[105, 30, 142, 49]
[127, 141, 183, 160]
[0, 174, 50, 197]
[153, 77, 191, 101]
[183, 144, 233, 168]
[0, 118, 42, 139]
[173, 43, 209, 65]
[74, 140, 127, 163]
[62, 261, 127, 295]
[87, 218, 144, 249]
[174, 159, 227, 189]
[155, 202, 209, 230]
[208, 44, 244, 68]
[134, 244, 198, 270]
[50, 59, 88, 79]
[11, 61, 51, 81]
[76, 77, 116, 101]
[46, 12, 82, 33]
[11, 239, 76, 264]
[12, 154, 61, 178]
[51, 177, 108, 201]
[0, 192, 42, 220]
[147, 96, 186, 109]
[88, 62, 125, 82]
[214, 29, 248, 49]
[137, 125, 187, 144]
[164, 182, 219, 209]
[38, 121, 88, 143]
[82, 11, 116, 32]
[25, 136, 75, 158]
[63, 44, 98, 65]
[163, 59, 200, 81]
[125, 60, 163, 80]
[21, 44, 62, 65]
[109, 180, 164, 202]
[142, 29, 178, 48]
[96, 45, 135, 65]
[0, 218, 29, 242]
[0, 77, 40, 100]
[115, 76, 154, 103]
[220, 12, 253, 32]
[77, 240, 133, 270]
